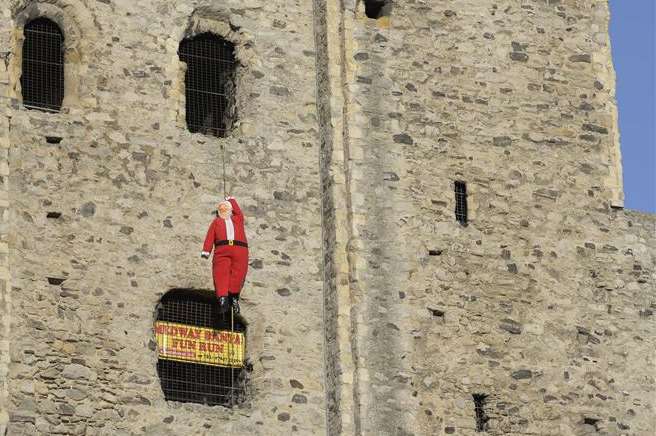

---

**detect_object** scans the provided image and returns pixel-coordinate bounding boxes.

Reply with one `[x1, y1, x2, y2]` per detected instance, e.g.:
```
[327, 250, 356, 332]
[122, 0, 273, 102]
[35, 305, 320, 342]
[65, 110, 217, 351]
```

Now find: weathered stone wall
[0, 0, 326, 434]
[0, 110, 11, 435]
[0, 0, 654, 435]
[323, 0, 654, 435]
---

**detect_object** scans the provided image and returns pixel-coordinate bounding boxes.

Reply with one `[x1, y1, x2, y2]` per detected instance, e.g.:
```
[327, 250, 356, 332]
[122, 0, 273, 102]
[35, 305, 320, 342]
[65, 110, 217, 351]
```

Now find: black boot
[229, 294, 240, 314]
[217, 296, 229, 315]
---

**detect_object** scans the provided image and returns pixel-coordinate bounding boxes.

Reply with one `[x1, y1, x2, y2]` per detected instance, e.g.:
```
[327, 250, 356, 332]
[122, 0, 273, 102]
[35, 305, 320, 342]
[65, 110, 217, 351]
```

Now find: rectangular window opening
[45, 136, 63, 144]
[178, 34, 236, 138]
[155, 289, 250, 407]
[473, 393, 489, 432]
[455, 181, 468, 225]
[363, 1, 392, 19]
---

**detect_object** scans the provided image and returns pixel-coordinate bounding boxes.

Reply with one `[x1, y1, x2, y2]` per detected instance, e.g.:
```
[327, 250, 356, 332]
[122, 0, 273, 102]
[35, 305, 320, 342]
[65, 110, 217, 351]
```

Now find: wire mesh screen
[455, 181, 468, 225]
[473, 394, 490, 432]
[21, 17, 64, 112]
[179, 33, 236, 137]
[156, 289, 247, 406]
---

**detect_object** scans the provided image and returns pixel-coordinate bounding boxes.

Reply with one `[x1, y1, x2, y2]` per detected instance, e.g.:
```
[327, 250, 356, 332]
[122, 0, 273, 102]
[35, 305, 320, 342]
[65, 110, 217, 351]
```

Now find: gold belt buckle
[228, 240, 234, 246]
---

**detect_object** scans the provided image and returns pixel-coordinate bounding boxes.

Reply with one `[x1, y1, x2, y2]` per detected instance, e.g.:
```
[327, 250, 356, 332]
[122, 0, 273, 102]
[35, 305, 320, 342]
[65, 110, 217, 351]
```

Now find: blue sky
[608, 0, 655, 213]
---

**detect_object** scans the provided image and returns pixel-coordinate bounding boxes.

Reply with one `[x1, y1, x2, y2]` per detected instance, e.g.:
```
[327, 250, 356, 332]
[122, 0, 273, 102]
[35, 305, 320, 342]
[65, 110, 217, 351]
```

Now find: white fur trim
[201, 251, 210, 257]
[225, 217, 235, 240]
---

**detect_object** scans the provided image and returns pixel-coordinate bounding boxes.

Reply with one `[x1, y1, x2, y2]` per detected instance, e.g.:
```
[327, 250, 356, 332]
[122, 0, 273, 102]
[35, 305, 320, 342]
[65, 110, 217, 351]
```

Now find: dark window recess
[47, 277, 66, 285]
[583, 417, 601, 431]
[178, 34, 236, 137]
[45, 136, 62, 144]
[155, 289, 248, 407]
[46, 211, 61, 219]
[428, 308, 445, 319]
[21, 18, 64, 112]
[473, 394, 489, 432]
[428, 249, 443, 256]
[364, 0, 392, 19]
[455, 181, 468, 225]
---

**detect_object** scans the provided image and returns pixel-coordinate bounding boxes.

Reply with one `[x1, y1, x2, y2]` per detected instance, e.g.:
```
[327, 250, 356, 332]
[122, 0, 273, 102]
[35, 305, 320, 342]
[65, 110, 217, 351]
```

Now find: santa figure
[201, 196, 248, 313]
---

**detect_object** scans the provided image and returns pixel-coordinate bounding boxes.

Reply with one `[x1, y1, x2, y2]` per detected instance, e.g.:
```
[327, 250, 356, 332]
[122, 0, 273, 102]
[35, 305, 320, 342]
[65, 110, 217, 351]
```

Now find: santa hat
[217, 200, 233, 219]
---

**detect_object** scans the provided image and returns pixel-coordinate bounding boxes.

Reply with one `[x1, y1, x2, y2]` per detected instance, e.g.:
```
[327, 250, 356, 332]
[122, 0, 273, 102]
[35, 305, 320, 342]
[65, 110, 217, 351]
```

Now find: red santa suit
[202, 197, 249, 298]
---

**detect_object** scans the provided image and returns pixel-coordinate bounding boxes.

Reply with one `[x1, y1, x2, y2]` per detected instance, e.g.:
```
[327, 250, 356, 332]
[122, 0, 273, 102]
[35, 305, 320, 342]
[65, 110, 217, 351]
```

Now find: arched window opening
[178, 33, 236, 137]
[363, 0, 392, 19]
[21, 17, 64, 112]
[155, 289, 249, 407]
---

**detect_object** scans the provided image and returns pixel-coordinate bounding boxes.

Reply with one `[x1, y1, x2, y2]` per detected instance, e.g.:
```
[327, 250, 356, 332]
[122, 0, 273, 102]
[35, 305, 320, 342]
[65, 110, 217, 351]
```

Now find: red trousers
[212, 245, 248, 297]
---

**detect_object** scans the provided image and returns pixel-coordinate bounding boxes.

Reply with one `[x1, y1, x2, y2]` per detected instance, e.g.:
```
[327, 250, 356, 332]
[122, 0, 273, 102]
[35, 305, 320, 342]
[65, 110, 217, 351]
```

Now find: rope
[221, 143, 227, 198]
[219, 139, 232, 403]
[220, 140, 236, 404]
[230, 305, 234, 405]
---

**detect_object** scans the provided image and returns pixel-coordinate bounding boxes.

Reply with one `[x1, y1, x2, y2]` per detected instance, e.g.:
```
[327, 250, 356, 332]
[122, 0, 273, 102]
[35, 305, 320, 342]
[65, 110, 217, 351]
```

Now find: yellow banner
[155, 321, 245, 368]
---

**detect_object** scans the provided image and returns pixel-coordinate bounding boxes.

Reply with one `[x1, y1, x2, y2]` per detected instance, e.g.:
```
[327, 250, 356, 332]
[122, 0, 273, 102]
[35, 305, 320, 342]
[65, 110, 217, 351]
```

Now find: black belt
[215, 240, 248, 248]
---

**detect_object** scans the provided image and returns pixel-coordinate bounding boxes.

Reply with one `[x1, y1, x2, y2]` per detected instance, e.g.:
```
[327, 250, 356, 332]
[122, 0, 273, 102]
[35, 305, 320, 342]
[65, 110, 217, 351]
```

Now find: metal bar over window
[21, 17, 64, 112]
[179, 33, 236, 138]
[455, 181, 468, 225]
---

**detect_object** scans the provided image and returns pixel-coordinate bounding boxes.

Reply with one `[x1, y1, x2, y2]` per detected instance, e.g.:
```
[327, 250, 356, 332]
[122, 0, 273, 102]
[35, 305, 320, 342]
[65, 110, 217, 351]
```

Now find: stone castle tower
[0, 0, 654, 435]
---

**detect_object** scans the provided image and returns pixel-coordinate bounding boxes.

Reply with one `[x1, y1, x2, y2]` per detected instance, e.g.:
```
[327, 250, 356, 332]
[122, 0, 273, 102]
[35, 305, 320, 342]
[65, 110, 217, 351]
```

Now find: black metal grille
[473, 394, 490, 432]
[455, 181, 468, 225]
[179, 33, 236, 137]
[21, 17, 64, 112]
[156, 289, 247, 407]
